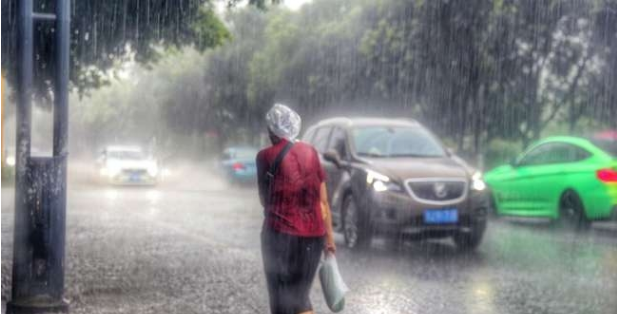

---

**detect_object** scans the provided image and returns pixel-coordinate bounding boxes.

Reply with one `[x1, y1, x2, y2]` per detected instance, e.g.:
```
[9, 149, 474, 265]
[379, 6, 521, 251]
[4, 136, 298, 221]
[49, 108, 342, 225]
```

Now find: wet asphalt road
[2, 165, 617, 314]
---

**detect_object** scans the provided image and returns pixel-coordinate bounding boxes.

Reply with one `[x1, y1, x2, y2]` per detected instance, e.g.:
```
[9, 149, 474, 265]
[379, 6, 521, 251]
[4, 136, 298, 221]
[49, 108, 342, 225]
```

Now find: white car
[97, 146, 159, 185]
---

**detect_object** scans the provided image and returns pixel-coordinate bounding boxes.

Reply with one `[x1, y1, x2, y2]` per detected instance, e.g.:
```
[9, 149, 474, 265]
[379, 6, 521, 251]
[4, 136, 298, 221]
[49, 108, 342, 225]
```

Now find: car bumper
[583, 184, 617, 220]
[363, 189, 489, 235]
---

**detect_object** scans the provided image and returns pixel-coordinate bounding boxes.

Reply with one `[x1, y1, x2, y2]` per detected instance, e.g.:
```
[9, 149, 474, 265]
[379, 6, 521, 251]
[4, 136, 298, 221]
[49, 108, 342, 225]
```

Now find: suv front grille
[405, 179, 467, 204]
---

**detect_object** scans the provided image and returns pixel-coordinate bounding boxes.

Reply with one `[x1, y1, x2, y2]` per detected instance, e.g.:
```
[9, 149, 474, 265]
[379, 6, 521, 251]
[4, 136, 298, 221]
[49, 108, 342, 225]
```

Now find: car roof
[533, 136, 611, 154]
[312, 117, 419, 128]
[535, 136, 592, 146]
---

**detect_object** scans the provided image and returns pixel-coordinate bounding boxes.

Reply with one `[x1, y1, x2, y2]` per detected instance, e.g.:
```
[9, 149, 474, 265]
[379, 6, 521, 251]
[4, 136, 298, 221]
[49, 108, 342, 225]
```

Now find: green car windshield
[352, 126, 446, 158]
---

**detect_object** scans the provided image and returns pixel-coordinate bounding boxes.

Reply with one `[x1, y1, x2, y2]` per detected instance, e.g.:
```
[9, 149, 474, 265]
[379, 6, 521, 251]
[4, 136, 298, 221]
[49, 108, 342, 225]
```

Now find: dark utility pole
[7, 0, 71, 313]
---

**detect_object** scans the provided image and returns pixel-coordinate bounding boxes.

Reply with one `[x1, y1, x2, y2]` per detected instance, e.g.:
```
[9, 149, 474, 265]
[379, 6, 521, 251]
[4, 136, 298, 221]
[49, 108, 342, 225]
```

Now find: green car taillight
[597, 168, 617, 183]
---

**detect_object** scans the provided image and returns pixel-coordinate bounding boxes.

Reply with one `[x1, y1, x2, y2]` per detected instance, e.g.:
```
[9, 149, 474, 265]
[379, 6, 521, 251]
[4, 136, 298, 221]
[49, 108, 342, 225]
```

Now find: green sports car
[485, 135, 617, 229]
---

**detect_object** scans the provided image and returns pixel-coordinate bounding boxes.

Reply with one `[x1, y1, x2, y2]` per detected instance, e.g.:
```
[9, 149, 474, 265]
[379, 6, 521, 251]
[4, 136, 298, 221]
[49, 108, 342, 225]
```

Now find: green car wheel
[558, 190, 591, 231]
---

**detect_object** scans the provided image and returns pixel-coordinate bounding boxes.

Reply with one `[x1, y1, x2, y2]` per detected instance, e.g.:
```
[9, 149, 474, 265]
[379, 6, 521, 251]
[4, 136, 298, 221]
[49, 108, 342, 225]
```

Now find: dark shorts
[261, 229, 324, 314]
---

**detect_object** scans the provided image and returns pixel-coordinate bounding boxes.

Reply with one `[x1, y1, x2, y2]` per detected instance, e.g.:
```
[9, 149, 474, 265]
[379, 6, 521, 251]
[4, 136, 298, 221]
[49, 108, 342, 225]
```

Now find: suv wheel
[558, 190, 591, 231]
[453, 220, 486, 251]
[343, 194, 372, 249]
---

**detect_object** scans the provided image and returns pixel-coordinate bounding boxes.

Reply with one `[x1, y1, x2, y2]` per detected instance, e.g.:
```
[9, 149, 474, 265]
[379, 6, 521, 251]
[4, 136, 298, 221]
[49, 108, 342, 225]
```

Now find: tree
[66, 0, 617, 157]
[1, 0, 230, 97]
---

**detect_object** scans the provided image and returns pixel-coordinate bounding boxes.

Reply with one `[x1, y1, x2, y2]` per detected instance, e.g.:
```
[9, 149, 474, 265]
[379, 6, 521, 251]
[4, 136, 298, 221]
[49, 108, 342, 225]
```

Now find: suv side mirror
[446, 147, 457, 156]
[323, 150, 342, 168]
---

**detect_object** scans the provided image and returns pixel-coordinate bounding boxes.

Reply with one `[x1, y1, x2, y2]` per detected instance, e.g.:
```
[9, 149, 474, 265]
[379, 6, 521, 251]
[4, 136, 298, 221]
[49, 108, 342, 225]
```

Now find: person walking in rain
[257, 104, 337, 314]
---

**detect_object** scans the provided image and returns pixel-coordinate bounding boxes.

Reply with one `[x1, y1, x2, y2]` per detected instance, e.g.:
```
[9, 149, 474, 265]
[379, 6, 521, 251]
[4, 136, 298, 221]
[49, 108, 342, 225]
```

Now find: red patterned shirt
[257, 139, 326, 237]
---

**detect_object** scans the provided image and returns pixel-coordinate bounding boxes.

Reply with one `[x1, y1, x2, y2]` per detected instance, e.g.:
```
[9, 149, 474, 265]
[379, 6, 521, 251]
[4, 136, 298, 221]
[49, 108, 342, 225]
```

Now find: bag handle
[265, 141, 294, 205]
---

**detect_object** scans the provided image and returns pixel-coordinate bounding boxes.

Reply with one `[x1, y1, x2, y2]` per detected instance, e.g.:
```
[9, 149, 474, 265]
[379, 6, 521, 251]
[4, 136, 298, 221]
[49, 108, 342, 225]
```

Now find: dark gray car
[303, 117, 489, 250]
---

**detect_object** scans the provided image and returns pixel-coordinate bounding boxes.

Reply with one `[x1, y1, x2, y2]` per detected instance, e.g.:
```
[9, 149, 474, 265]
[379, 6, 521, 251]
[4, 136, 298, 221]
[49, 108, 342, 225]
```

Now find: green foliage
[228, 0, 283, 9]
[193, 7, 232, 51]
[1, 0, 231, 97]
[70, 48, 210, 154]
[69, 0, 617, 155]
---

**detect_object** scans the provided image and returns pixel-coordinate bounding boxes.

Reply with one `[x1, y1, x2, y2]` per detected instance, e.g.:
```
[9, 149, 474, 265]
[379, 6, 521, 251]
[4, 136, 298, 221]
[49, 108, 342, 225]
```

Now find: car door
[506, 143, 579, 214]
[499, 144, 555, 213]
[529, 143, 592, 215]
[517, 144, 572, 214]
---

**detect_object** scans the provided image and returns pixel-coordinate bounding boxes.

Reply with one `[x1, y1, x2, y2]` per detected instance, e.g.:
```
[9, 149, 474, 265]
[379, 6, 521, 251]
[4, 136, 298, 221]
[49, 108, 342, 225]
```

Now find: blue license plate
[424, 209, 458, 224]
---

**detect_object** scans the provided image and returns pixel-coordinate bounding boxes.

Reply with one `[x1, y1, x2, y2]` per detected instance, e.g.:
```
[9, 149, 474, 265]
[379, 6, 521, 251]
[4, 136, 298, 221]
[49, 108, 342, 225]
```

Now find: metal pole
[1, 75, 5, 168]
[54, 0, 70, 158]
[8, 0, 70, 312]
[10, 0, 34, 306]
[14, 0, 33, 171]
[51, 0, 71, 306]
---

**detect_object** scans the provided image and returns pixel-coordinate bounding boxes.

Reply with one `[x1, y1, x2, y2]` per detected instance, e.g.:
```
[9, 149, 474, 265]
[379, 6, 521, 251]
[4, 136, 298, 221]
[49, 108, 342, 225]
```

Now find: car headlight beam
[373, 180, 389, 192]
[471, 171, 487, 191]
[148, 164, 159, 177]
[366, 170, 402, 192]
[6, 156, 16, 167]
[366, 169, 390, 184]
[108, 166, 121, 177]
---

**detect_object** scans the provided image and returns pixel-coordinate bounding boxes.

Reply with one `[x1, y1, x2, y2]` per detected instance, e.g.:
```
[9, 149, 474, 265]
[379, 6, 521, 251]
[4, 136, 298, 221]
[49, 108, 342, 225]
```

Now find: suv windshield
[352, 126, 446, 158]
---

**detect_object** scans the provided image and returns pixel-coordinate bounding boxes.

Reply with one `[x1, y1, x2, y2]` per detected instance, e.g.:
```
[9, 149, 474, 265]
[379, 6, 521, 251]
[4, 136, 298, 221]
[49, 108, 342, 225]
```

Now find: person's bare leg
[298, 311, 314, 314]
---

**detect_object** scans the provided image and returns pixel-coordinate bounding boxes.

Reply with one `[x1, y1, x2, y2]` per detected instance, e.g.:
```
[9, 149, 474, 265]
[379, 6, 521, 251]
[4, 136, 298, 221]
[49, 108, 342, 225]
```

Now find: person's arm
[320, 182, 336, 255]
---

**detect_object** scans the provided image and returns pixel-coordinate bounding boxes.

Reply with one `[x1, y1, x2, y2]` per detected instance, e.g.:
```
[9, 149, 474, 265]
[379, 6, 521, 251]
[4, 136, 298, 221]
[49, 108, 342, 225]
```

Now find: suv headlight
[366, 170, 402, 192]
[471, 171, 487, 191]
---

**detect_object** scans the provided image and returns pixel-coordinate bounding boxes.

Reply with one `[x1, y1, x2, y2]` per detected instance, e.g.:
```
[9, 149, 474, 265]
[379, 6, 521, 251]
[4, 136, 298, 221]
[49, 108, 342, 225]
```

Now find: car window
[543, 144, 582, 164]
[518, 143, 590, 166]
[571, 146, 592, 161]
[312, 127, 332, 153]
[517, 145, 553, 166]
[591, 139, 617, 158]
[327, 127, 348, 158]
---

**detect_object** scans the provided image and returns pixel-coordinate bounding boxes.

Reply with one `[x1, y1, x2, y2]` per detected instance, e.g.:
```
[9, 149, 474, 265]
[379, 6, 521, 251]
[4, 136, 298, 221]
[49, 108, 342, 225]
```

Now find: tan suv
[303, 118, 489, 250]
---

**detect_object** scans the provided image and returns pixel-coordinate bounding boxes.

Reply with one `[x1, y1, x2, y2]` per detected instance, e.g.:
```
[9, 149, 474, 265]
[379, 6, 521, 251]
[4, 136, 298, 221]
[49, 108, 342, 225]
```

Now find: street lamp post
[7, 0, 71, 313]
